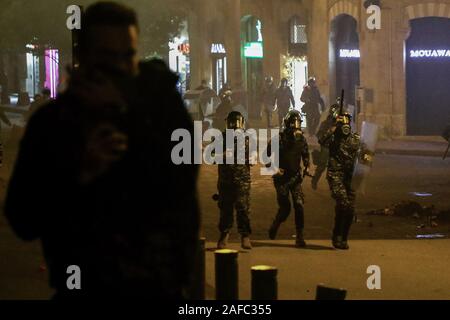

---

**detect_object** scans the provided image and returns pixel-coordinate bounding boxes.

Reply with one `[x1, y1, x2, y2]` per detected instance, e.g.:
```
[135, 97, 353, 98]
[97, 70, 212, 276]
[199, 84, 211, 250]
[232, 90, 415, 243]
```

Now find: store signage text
[244, 42, 264, 59]
[178, 43, 190, 55]
[211, 44, 226, 54]
[410, 49, 450, 58]
[339, 49, 360, 58]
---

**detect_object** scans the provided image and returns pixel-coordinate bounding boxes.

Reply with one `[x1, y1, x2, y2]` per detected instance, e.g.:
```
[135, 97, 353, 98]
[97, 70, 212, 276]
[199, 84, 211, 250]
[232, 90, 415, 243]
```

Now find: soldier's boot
[295, 229, 307, 248]
[332, 211, 344, 249]
[241, 236, 252, 250]
[217, 232, 230, 249]
[268, 218, 282, 240]
[340, 214, 354, 250]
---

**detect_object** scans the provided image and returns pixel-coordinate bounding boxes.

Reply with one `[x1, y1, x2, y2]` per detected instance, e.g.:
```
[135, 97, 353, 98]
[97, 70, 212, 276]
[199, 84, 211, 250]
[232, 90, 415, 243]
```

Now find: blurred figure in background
[262, 76, 276, 128]
[301, 77, 325, 136]
[274, 78, 295, 130]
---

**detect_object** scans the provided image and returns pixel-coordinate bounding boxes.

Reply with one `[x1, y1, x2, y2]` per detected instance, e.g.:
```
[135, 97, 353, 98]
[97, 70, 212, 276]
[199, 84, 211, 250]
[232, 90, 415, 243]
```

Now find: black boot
[295, 229, 306, 248]
[340, 214, 354, 250]
[332, 210, 343, 249]
[269, 219, 282, 240]
[217, 232, 229, 249]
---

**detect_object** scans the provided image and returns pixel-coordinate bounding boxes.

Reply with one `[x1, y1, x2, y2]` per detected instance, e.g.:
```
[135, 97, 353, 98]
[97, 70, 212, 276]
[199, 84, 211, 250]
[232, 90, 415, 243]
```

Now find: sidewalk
[204, 239, 450, 300]
[2, 104, 448, 158]
[306, 136, 448, 157]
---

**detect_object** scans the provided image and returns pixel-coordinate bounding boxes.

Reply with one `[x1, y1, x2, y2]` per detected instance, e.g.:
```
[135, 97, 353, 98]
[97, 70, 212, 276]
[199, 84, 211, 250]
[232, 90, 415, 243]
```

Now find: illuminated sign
[410, 49, 450, 58]
[178, 43, 190, 54]
[211, 43, 226, 54]
[244, 42, 264, 59]
[256, 20, 263, 42]
[340, 49, 360, 58]
[45, 49, 59, 98]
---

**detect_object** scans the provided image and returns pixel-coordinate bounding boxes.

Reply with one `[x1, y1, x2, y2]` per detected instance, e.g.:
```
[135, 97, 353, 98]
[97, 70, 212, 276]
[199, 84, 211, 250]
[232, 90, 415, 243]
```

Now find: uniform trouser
[327, 170, 356, 240]
[264, 108, 272, 127]
[278, 108, 289, 128]
[218, 183, 251, 236]
[312, 146, 329, 184]
[273, 176, 305, 230]
[306, 114, 320, 136]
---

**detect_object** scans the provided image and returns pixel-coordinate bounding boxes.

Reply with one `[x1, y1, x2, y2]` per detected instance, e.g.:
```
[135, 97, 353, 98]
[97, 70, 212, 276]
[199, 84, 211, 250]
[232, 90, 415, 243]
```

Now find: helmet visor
[227, 117, 245, 129]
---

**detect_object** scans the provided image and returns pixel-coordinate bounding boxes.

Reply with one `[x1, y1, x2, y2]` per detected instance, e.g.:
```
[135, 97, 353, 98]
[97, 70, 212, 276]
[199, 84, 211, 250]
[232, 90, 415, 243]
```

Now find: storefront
[169, 21, 190, 95]
[210, 43, 227, 94]
[406, 17, 450, 135]
[241, 15, 264, 119]
[282, 15, 309, 121]
[329, 14, 360, 111]
[25, 44, 41, 97]
[44, 48, 59, 98]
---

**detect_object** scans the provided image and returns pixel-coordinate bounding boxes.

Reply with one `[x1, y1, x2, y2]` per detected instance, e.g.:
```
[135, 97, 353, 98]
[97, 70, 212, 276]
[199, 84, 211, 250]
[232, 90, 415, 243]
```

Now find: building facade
[309, 0, 450, 138]
[187, 0, 311, 120]
[187, 0, 450, 138]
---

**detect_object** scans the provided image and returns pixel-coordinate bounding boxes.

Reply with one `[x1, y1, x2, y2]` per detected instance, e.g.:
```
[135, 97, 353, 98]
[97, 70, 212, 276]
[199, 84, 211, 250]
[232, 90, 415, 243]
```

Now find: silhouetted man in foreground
[5, 2, 199, 299]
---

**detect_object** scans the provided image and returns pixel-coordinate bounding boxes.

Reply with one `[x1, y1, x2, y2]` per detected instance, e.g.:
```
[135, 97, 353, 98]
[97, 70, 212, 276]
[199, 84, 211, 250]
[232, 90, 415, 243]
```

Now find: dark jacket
[266, 130, 310, 180]
[262, 82, 277, 110]
[319, 129, 364, 173]
[4, 60, 200, 298]
[301, 85, 325, 115]
[274, 87, 295, 111]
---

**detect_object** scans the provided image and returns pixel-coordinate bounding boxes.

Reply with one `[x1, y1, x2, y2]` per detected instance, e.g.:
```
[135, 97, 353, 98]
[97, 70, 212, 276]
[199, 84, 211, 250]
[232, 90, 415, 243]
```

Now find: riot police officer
[217, 111, 253, 250]
[301, 77, 325, 136]
[318, 112, 369, 250]
[311, 99, 340, 190]
[268, 110, 311, 247]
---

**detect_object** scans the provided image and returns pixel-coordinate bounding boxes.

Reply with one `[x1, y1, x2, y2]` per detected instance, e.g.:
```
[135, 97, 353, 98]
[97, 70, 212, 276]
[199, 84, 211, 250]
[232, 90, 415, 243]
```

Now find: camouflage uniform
[270, 130, 310, 233]
[319, 125, 367, 248]
[311, 114, 335, 189]
[217, 132, 252, 236]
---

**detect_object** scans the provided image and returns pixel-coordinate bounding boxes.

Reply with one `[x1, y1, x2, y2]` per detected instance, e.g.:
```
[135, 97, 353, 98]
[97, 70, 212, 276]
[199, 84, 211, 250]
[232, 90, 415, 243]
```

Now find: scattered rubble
[366, 201, 450, 226]
[366, 201, 428, 217]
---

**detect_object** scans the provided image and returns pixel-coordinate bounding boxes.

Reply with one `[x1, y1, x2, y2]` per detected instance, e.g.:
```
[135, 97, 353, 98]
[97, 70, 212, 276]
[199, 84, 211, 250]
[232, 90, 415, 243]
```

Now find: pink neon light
[45, 49, 59, 98]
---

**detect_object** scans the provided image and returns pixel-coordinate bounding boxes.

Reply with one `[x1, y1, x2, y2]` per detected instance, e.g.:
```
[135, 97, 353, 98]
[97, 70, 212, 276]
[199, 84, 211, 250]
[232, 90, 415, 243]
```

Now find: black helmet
[283, 110, 303, 130]
[226, 111, 245, 130]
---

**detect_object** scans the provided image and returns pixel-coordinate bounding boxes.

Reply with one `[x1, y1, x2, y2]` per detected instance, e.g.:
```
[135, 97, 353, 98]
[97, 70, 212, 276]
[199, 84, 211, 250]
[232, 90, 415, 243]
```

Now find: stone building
[308, 0, 450, 138]
[187, 0, 450, 138]
[187, 0, 310, 120]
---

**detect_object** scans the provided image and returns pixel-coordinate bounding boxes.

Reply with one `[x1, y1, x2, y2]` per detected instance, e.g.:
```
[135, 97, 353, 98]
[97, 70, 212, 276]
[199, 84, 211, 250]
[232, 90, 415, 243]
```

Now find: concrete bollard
[315, 284, 347, 300]
[251, 265, 278, 300]
[215, 249, 239, 300]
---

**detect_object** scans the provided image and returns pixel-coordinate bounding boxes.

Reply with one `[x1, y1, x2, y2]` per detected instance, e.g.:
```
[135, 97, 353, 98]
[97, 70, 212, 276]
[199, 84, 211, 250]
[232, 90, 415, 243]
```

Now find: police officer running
[217, 111, 253, 250]
[267, 110, 311, 247]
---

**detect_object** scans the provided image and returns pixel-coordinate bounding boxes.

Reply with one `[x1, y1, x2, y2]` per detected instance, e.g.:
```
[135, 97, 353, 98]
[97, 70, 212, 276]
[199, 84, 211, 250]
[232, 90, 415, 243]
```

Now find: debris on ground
[416, 234, 446, 239]
[366, 201, 450, 226]
[366, 201, 428, 217]
[409, 192, 433, 197]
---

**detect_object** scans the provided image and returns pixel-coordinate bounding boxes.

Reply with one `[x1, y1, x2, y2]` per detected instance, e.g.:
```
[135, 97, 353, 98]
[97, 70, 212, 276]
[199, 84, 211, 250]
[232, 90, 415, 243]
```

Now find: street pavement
[204, 239, 450, 300]
[0, 109, 449, 300]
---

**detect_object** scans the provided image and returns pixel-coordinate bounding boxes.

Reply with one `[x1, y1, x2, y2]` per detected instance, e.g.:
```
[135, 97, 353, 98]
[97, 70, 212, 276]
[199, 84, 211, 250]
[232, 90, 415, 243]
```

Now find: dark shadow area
[251, 241, 335, 251]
